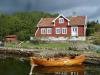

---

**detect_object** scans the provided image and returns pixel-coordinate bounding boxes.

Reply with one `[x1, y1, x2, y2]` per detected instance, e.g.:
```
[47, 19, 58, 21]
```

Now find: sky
[0, 0, 100, 22]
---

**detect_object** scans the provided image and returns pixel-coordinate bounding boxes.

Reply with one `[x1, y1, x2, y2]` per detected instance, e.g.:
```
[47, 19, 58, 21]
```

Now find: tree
[0, 11, 58, 41]
[86, 21, 98, 36]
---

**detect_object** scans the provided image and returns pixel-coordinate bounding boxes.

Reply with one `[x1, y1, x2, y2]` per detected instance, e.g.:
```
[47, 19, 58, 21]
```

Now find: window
[73, 27, 77, 32]
[41, 28, 46, 34]
[62, 28, 67, 34]
[56, 28, 61, 34]
[47, 28, 52, 34]
[59, 18, 64, 24]
[41, 28, 52, 34]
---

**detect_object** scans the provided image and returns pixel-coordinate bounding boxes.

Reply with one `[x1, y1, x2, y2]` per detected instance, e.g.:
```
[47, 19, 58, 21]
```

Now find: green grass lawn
[4, 41, 100, 58]
[5, 41, 71, 49]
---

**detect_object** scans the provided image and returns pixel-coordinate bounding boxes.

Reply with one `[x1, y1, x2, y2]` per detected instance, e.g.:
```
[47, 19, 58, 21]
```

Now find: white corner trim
[35, 27, 39, 37]
[84, 16, 87, 36]
[85, 16, 87, 28]
[68, 22, 70, 25]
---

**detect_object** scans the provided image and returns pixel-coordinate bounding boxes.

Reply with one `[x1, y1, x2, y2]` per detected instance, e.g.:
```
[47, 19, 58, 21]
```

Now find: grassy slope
[5, 41, 100, 56]
[5, 42, 71, 49]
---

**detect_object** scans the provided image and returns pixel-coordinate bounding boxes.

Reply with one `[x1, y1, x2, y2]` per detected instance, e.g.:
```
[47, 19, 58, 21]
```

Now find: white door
[71, 27, 78, 36]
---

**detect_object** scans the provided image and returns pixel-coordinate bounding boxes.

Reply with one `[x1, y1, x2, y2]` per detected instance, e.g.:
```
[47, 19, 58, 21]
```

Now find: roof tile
[69, 16, 86, 25]
[37, 18, 55, 27]
[37, 16, 86, 27]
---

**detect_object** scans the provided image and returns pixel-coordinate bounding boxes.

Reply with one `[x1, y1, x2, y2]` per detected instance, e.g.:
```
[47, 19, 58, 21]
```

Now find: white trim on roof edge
[35, 28, 39, 37]
[52, 14, 70, 22]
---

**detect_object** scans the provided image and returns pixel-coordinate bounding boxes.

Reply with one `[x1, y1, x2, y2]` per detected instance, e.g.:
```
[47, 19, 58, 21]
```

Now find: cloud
[62, 6, 99, 17]
[0, 0, 100, 21]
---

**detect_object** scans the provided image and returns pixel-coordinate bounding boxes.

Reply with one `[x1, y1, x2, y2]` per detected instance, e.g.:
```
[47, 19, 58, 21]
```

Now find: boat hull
[30, 55, 85, 66]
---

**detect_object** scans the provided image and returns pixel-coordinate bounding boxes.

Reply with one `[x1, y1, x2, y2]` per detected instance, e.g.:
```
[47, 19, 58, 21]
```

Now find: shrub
[86, 28, 95, 36]
[93, 32, 100, 45]
[30, 38, 40, 44]
[94, 24, 100, 32]
[93, 39, 100, 45]
[17, 30, 30, 41]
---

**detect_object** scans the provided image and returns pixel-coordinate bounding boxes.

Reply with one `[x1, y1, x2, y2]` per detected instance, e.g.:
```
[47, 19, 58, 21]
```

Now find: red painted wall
[35, 17, 85, 38]
[52, 17, 69, 37]
[35, 17, 71, 37]
[55, 16, 69, 27]
[67, 26, 71, 37]
[78, 25, 84, 36]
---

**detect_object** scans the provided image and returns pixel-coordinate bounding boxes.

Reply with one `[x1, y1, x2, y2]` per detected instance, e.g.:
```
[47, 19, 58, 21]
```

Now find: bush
[93, 39, 100, 45]
[30, 38, 40, 44]
[94, 24, 100, 32]
[93, 32, 100, 45]
[86, 28, 95, 36]
[17, 30, 30, 41]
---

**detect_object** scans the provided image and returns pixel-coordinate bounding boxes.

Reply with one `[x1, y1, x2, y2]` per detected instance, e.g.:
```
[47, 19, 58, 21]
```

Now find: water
[0, 58, 100, 75]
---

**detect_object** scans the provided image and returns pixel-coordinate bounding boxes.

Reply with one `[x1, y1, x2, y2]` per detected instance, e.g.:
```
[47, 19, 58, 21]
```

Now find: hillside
[0, 12, 58, 41]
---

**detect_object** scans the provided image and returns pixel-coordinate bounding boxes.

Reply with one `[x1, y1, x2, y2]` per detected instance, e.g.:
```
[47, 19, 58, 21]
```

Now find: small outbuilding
[5, 35, 17, 42]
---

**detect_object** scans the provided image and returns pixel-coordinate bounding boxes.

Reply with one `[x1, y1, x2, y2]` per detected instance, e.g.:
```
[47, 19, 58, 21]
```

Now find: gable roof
[69, 16, 86, 25]
[37, 16, 86, 27]
[37, 18, 55, 27]
[52, 14, 70, 22]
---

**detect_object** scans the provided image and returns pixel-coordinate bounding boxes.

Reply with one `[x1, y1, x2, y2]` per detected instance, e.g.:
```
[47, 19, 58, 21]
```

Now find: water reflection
[0, 58, 100, 75]
[33, 65, 85, 75]
[0, 58, 30, 75]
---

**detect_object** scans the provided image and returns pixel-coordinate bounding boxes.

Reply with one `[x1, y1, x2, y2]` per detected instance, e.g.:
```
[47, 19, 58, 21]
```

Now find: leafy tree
[0, 11, 58, 41]
[86, 21, 99, 36]
[93, 32, 100, 45]
[94, 24, 100, 32]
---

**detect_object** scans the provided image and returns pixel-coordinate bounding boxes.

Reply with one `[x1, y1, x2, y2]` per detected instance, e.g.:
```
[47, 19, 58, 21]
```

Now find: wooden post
[29, 57, 35, 75]
[29, 64, 34, 75]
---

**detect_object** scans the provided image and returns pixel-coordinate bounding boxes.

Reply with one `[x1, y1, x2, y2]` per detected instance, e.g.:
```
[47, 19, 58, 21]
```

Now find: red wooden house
[35, 14, 87, 41]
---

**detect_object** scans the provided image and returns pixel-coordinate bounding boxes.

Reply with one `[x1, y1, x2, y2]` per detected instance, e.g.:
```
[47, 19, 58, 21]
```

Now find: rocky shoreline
[0, 47, 100, 65]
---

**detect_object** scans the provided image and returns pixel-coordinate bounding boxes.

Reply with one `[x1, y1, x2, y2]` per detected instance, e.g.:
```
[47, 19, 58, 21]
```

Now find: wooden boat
[30, 55, 85, 66]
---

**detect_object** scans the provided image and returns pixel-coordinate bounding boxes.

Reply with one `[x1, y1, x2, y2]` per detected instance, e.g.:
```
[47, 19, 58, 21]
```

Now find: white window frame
[47, 28, 52, 34]
[56, 28, 61, 34]
[59, 18, 64, 24]
[62, 28, 67, 34]
[41, 28, 46, 34]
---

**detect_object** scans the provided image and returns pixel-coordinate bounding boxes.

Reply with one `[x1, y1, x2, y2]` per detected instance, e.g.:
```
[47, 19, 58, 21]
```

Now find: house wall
[35, 16, 71, 37]
[35, 16, 85, 41]
[5, 37, 17, 42]
[78, 25, 84, 36]
[52, 16, 71, 37]
[55, 16, 69, 27]
[35, 24, 85, 38]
